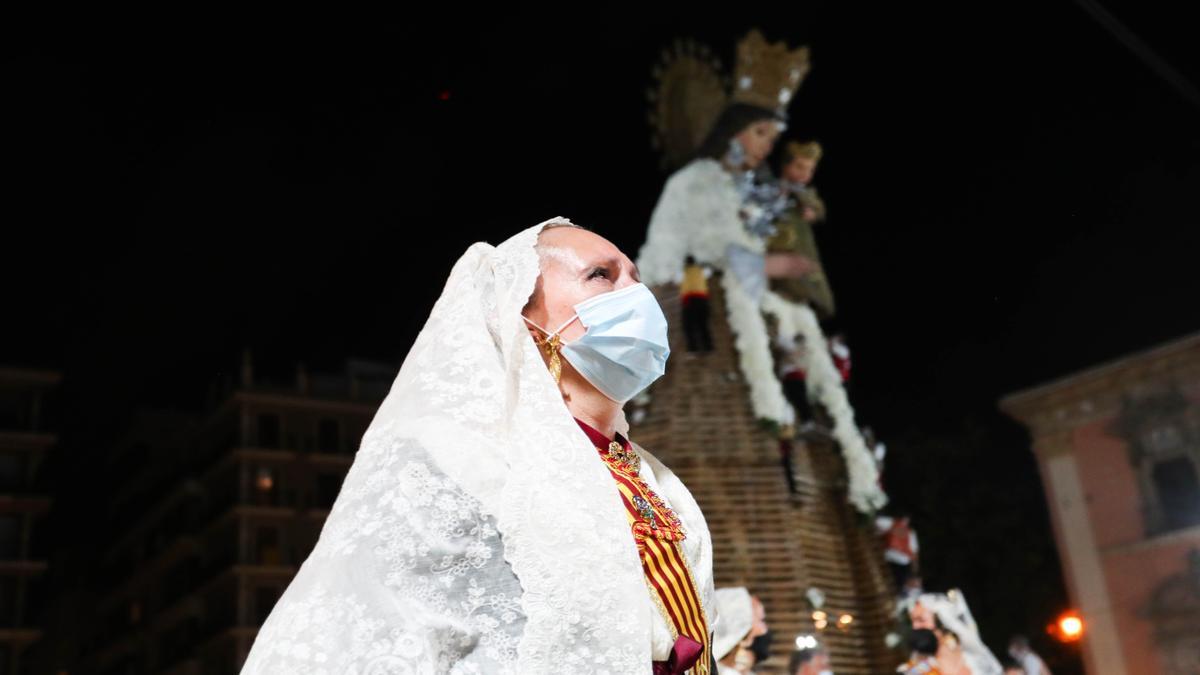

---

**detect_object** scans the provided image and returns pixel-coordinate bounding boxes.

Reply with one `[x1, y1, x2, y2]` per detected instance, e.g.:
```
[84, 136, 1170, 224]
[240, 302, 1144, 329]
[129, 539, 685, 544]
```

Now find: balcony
[0, 560, 48, 577]
[0, 495, 51, 516]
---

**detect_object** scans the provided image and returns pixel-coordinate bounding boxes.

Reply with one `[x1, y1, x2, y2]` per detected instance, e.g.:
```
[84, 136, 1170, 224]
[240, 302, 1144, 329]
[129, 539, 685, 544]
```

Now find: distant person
[1008, 635, 1051, 675]
[910, 591, 1004, 675]
[876, 511, 920, 593]
[789, 645, 833, 675]
[713, 587, 771, 674]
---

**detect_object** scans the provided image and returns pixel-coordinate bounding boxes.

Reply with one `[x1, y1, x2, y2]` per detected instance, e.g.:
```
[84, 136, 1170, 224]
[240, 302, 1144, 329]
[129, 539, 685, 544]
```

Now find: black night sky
[5, 4, 1199, 669]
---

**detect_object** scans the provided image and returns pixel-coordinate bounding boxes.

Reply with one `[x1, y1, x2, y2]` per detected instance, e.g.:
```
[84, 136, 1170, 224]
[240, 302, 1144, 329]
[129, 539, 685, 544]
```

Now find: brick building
[79, 356, 393, 675]
[1002, 333, 1200, 674]
[0, 367, 58, 675]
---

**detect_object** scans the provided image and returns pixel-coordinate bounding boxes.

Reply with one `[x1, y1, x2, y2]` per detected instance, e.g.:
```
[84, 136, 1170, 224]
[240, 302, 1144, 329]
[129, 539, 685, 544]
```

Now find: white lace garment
[241, 218, 714, 674]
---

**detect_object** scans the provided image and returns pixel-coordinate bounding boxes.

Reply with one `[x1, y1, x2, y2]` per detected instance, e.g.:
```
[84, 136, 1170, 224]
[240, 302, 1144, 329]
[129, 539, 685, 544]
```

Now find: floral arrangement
[760, 291, 887, 513]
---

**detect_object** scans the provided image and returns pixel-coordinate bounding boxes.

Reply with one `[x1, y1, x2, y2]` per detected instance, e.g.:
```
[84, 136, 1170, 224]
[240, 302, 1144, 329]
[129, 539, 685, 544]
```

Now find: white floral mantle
[761, 292, 887, 513]
[639, 158, 886, 513]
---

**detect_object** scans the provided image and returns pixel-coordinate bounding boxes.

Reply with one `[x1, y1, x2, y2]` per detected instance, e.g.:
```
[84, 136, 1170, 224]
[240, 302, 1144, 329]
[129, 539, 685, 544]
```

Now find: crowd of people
[706, 579, 1056, 675]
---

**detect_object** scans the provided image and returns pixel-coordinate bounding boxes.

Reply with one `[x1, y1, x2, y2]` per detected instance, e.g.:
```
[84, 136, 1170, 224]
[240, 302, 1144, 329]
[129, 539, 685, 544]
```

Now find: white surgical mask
[524, 283, 670, 403]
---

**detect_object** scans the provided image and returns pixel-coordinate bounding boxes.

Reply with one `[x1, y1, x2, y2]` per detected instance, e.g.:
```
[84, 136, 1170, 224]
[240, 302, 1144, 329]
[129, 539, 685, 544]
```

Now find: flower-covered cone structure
[630, 278, 898, 674]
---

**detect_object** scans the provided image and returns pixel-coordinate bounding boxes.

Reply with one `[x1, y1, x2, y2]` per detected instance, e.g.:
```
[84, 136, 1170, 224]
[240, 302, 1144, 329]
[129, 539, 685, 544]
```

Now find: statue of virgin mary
[639, 30, 886, 513]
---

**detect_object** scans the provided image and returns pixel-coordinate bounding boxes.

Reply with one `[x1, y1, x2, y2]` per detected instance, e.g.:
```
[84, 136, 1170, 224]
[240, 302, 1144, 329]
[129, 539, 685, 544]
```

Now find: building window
[256, 526, 282, 565]
[1152, 457, 1200, 532]
[0, 451, 24, 491]
[0, 389, 32, 430]
[0, 576, 18, 627]
[318, 418, 340, 454]
[257, 414, 280, 448]
[162, 559, 197, 606]
[0, 515, 20, 559]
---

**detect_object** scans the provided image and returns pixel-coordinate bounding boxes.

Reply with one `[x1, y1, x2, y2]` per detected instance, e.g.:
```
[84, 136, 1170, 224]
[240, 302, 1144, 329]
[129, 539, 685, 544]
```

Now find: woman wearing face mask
[909, 591, 1004, 675]
[711, 587, 771, 674]
[243, 218, 716, 675]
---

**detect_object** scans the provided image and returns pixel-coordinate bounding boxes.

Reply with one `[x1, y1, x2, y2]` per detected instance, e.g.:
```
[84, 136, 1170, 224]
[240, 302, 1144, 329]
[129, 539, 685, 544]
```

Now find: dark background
[5, 3, 1199, 671]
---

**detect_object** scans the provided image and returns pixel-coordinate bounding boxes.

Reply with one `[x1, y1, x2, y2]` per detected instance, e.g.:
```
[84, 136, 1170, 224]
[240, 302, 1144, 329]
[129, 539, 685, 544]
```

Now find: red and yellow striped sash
[590, 433, 711, 675]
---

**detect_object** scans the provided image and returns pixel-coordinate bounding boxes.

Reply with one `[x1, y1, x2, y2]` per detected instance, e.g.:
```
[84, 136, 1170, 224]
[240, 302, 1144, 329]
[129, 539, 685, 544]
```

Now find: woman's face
[525, 227, 641, 342]
[734, 120, 781, 169]
[910, 601, 935, 630]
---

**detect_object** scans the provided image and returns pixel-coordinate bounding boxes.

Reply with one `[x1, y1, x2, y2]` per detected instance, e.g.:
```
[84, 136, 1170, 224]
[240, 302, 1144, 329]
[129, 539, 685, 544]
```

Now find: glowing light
[838, 613, 853, 626]
[794, 634, 819, 650]
[812, 610, 828, 630]
[1053, 611, 1085, 642]
[438, 90, 452, 101]
[255, 467, 274, 492]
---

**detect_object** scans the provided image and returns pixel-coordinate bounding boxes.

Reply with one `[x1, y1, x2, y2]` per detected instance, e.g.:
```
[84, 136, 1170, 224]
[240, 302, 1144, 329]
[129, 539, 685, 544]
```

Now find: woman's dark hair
[788, 648, 822, 674]
[694, 103, 781, 162]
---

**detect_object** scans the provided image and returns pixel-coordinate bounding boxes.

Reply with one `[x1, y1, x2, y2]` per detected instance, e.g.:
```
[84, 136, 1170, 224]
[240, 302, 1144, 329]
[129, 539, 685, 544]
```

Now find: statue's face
[735, 120, 781, 169]
[525, 226, 640, 343]
[784, 156, 818, 185]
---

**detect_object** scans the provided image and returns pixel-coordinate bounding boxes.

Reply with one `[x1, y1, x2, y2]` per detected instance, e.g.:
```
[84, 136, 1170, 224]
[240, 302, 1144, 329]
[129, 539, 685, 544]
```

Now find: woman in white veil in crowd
[911, 590, 1003, 675]
[242, 218, 716, 674]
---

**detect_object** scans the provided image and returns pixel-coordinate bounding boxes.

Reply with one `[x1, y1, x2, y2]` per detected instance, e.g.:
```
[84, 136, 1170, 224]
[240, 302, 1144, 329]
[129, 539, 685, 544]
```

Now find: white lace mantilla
[242, 218, 714, 674]
[242, 437, 526, 674]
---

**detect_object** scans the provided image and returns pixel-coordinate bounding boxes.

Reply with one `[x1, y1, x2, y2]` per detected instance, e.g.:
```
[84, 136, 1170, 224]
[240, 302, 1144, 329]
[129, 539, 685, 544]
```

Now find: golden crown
[787, 140, 823, 162]
[731, 30, 810, 116]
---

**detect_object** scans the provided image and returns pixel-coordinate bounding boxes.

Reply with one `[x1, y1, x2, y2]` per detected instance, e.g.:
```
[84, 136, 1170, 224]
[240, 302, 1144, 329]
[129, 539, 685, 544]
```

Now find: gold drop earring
[523, 314, 576, 385]
[536, 332, 563, 383]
